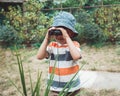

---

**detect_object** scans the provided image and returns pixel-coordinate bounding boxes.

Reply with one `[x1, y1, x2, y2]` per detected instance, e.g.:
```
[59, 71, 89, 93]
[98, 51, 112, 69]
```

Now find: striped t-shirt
[47, 41, 81, 92]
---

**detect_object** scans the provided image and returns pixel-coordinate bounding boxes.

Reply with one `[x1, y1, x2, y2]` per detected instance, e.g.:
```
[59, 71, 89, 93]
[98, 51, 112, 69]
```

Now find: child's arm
[65, 37, 81, 60]
[36, 36, 49, 60]
[57, 28, 81, 60]
[37, 27, 56, 59]
[37, 29, 50, 59]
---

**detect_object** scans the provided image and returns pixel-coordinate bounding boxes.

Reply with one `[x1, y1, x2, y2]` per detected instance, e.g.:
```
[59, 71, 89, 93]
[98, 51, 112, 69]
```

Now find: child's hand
[56, 27, 70, 39]
[45, 27, 56, 40]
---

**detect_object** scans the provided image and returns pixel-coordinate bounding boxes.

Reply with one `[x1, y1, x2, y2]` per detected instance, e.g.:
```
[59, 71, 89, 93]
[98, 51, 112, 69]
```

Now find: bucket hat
[51, 11, 78, 37]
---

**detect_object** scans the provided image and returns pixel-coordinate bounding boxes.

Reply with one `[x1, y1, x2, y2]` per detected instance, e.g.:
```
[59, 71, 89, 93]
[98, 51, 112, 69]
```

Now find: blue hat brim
[51, 20, 78, 37]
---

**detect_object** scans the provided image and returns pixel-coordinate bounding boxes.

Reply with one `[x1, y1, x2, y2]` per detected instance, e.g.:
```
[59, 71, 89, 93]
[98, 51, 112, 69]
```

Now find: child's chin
[59, 40, 66, 44]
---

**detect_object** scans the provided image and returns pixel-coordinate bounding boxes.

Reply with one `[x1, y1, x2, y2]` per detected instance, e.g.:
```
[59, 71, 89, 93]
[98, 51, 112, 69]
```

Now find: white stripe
[47, 46, 81, 55]
[49, 60, 79, 68]
[48, 73, 80, 82]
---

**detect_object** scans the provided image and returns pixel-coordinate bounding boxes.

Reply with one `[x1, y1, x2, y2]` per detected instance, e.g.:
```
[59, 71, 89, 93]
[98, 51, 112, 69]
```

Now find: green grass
[9, 46, 42, 96]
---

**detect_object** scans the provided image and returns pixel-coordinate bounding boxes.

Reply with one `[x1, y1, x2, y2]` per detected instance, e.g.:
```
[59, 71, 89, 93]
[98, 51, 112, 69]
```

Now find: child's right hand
[46, 27, 56, 40]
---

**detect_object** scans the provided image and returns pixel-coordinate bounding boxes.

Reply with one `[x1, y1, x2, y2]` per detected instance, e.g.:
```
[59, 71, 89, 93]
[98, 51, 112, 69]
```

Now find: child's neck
[58, 42, 67, 46]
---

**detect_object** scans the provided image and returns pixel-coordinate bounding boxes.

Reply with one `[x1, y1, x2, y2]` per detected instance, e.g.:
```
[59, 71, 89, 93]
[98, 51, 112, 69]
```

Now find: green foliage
[83, 0, 120, 7]
[2, 0, 52, 46]
[62, 0, 81, 7]
[10, 46, 42, 96]
[63, 0, 90, 7]
[74, 23, 84, 43]
[0, 13, 5, 25]
[94, 6, 120, 43]
[42, 0, 55, 15]
[75, 10, 106, 46]
[1, 0, 119, 47]
[0, 25, 20, 46]
[75, 10, 93, 24]
[82, 23, 105, 45]
[103, 0, 120, 4]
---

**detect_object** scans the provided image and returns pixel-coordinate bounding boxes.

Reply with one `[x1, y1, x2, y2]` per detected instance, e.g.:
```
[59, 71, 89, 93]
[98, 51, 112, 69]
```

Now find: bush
[75, 10, 92, 24]
[75, 10, 106, 46]
[83, 23, 105, 45]
[1, 0, 52, 47]
[74, 23, 84, 43]
[94, 6, 120, 43]
[0, 25, 20, 46]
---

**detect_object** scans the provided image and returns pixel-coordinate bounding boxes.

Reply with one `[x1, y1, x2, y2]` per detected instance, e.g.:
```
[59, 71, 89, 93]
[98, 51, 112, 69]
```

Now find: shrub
[74, 23, 84, 43]
[94, 6, 120, 43]
[2, 0, 52, 47]
[82, 23, 105, 45]
[75, 10, 92, 24]
[75, 10, 106, 46]
[0, 25, 20, 47]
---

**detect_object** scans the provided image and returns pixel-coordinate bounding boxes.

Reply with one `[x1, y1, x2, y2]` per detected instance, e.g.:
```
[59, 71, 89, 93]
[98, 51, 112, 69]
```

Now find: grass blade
[15, 46, 27, 96]
[36, 72, 41, 96]
[32, 71, 42, 96]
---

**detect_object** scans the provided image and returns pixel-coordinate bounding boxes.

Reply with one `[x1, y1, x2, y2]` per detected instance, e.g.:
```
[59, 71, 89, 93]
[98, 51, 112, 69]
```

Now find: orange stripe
[48, 42, 68, 48]
[49, 65, 79, 76]
[48, 41, 80, 48]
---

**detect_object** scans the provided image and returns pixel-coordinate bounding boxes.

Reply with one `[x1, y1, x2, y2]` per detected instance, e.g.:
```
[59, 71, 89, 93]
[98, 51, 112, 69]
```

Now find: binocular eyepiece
[49, 29, 62, 36]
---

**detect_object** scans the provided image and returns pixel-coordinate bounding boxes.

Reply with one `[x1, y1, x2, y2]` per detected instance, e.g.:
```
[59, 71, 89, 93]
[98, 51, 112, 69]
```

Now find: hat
[51, 11, 78, 37]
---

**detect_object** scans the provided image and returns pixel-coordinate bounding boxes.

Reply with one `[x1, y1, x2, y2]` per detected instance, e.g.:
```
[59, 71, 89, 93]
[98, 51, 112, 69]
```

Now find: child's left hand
[56, 27, 70, 39]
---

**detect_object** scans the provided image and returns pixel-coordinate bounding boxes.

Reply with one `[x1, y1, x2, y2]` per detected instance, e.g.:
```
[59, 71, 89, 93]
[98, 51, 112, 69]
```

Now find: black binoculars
[49, 29, 62, 36]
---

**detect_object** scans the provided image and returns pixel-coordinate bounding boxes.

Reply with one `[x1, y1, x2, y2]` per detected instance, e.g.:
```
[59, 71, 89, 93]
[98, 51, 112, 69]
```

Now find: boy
[37, 11, 82, 96]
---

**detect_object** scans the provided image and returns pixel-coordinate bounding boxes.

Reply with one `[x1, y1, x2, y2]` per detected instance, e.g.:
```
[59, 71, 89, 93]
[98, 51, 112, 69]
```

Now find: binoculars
[49, 29, 62, 36]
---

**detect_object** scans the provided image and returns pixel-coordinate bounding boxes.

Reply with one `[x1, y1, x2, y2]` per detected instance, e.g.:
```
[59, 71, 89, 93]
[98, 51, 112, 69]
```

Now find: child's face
[54, 35, 66, 44]
[49, 26, 74, 44]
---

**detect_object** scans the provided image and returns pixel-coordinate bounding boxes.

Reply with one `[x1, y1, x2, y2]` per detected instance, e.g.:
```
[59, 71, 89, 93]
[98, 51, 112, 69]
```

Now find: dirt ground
[80, 44, 120, 72]
[0, 44, 120, 96]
